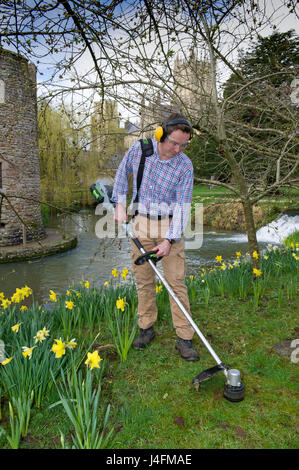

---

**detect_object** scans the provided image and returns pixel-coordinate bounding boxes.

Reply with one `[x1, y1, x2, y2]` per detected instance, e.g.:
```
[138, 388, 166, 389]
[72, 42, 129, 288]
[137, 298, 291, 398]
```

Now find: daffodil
[85, 350, 102, 370]
[121, 267, 129, 280]
[1, 357, 13, 366]
[116, 297, 125, 312]
[104, 281, 110, 287]
[22, 346, 36, 359]
[112, 268, 118, 278]
[66, 290, 71, 296]
[65, 300, 74, 310]
[156, 284, 163, 293]
[49, 290, 57, 302]
[1, 298, 11, 309]
[51, 338, 66, 358]
[253, 268, 262, 277]
[189, 275, 194, 280]
[252, 251, 259, 259]
[66, 338, 77, 350]
[11, 323, 22, 333]
[20, 305, 28, 312]
[215, 255, 222, 263]
[84, 281, 90, 289]
[236, 252, 241, 258]
[34, 327, 50, 343]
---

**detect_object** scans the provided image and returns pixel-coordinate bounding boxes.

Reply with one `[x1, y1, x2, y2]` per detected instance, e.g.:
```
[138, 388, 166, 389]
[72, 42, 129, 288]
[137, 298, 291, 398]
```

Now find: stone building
[0, 49, 45, 246]
[173, 54, 212, 122]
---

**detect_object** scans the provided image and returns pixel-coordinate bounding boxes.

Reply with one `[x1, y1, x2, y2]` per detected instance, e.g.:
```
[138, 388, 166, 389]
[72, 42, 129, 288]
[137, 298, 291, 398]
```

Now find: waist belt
[139, 213, 173, 221]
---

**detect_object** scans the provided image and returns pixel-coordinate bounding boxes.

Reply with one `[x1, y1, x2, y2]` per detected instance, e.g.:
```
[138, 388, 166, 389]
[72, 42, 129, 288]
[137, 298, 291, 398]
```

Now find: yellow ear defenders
[154, 118, 193, 143]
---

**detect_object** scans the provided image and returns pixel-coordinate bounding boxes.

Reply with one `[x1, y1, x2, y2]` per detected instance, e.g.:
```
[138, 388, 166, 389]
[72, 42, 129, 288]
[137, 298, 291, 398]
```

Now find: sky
[2, 0, 298, 125]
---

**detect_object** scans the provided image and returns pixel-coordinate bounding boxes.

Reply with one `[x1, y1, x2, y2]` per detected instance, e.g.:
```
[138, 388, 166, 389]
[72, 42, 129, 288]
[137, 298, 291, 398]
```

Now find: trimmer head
[193, 364, 245, 402]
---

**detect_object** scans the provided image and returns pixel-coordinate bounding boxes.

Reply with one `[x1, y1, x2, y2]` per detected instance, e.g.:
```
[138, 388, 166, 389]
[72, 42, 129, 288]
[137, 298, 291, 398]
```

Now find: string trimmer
[91, 180, 245, 402]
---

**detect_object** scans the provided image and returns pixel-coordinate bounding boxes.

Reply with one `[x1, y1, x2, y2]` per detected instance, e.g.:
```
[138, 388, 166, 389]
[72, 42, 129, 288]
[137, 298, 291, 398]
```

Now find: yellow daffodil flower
[85, 350, 102, 370]
[20, 305, 28, 312]
[112, 268, 118, 277]
[66, 290, 71, 296]
[51, 338, 66, 358]
[236, 252, 241, 258]
[65, 300, 74, 310]
[155, 284, 163, 293]
[84, 281, 90, 289]
[104, 281, 110, 287]
[66, 338, 77, 350]
[34, 327, 50, 343]
[116, 297, 125, 312]
[22, 346, 36, 359]
[11, 323, 22, 333]
[49, 290, 57, 302]
[253, 268, 262, 277]
[1, 298, 11, 309]
[1, 357, 13, 366]
[215, 255, 222, 263]
[252, 251, 259, 259]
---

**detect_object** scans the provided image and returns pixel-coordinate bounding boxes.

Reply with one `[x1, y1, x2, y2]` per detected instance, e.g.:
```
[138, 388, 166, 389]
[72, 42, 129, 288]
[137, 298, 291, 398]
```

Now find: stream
[1, 209, 298, 304]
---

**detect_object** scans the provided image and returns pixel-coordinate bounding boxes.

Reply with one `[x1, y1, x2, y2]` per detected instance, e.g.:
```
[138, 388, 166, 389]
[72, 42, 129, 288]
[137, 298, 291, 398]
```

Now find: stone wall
[0, 49, 45, 246]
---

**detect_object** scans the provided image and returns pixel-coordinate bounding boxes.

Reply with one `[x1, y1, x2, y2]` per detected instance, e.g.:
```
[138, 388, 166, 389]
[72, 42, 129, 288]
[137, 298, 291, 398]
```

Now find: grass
[0, 248, 298, 449]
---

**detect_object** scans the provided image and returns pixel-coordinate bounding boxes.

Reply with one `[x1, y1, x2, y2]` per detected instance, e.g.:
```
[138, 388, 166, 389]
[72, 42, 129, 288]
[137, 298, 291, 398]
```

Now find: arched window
[0, 79, 5, 104]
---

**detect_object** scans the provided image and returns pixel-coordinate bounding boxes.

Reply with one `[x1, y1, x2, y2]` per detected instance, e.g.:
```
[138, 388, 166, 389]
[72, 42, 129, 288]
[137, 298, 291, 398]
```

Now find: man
[111, 113, 199, 361]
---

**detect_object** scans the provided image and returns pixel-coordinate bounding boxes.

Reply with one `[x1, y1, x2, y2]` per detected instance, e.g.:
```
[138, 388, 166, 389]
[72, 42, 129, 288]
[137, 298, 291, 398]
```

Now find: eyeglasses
[166, 135, 190, 149]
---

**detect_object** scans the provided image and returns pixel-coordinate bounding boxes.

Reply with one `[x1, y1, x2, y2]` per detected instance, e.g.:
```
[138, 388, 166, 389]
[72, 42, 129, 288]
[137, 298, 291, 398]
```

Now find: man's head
[155, 113, 193, 159]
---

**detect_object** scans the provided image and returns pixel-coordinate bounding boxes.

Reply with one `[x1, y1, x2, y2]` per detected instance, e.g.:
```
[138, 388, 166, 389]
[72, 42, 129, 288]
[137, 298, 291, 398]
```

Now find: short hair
[164, 113, 193, 137]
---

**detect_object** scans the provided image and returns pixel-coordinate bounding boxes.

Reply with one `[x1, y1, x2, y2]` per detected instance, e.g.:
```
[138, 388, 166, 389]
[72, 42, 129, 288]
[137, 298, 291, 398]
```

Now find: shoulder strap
[134, 138, 154, 204]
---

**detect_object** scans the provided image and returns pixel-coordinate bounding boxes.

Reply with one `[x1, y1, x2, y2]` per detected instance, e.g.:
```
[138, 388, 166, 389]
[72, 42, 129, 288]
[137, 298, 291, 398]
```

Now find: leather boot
[132, 326, 155, 349]
[175, 337, 199, 361]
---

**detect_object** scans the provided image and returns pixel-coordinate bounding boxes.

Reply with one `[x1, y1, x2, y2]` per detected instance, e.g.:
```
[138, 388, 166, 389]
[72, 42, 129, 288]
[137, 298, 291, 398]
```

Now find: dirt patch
[173, 416, 185, 428]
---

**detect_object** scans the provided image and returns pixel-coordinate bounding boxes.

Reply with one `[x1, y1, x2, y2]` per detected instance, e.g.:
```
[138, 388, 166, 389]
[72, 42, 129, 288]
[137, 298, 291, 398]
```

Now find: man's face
[159, 129, 191, 159]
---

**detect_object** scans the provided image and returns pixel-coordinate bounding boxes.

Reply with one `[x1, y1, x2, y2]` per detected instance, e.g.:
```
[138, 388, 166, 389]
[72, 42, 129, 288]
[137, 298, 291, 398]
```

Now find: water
[1, 209, 296, 304]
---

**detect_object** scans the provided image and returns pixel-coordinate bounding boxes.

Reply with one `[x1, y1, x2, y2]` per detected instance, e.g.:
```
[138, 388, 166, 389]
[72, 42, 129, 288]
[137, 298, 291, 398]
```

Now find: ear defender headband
[154, 118, 193, 142]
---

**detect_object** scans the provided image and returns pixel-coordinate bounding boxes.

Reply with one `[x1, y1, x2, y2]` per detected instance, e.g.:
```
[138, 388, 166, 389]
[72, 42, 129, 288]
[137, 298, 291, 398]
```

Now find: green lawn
[0, 247, 298, 449]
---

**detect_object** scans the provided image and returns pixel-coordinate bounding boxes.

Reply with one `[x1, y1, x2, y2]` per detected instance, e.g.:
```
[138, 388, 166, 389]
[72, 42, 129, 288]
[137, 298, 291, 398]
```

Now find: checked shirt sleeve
[111, 145, 135, 207]
[165, 167, 193, 241]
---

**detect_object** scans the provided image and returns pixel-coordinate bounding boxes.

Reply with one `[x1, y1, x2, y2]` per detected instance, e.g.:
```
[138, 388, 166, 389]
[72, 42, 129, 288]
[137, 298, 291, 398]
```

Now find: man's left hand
[152, 240, 172, 258]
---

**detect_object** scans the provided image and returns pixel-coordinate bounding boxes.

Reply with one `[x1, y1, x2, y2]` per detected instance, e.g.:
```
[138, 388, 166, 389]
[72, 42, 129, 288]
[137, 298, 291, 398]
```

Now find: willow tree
[38, 102, 82, 208]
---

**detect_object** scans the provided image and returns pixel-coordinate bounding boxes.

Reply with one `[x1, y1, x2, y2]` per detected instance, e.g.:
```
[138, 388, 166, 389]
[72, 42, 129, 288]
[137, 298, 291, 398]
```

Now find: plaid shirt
[111, 139, 193, 240]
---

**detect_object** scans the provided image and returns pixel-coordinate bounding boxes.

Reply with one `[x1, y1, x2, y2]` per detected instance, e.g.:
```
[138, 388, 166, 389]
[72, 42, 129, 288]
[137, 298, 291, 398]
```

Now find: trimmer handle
[134, 250, 163, 266]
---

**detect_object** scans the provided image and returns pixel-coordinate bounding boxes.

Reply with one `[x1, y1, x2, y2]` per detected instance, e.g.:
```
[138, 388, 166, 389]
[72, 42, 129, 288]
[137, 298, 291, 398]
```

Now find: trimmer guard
[193, 363, 229, 385]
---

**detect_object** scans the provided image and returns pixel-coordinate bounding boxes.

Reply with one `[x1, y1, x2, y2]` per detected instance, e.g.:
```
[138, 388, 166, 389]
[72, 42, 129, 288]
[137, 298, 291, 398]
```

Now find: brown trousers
[130, 214, 194, 340]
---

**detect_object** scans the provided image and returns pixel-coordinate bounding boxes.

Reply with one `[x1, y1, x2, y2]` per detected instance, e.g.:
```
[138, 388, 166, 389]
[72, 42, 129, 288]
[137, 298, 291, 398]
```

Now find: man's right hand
[115, 203, 128, 225]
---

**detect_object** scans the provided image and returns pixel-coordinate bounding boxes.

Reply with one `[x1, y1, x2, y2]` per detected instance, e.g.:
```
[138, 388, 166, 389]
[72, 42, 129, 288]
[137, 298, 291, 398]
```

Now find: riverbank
[0, 229, 77, 263]
[192, 185, 299, 231]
